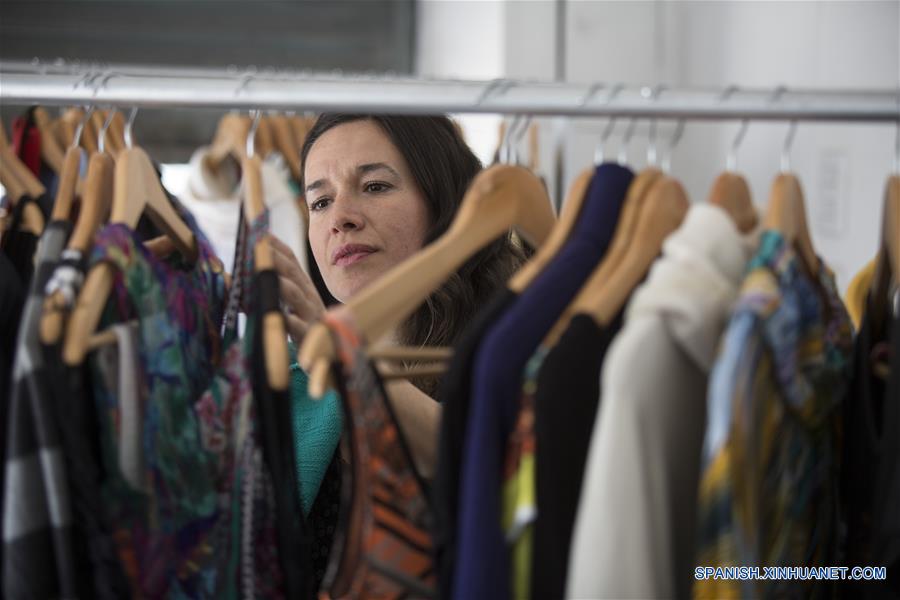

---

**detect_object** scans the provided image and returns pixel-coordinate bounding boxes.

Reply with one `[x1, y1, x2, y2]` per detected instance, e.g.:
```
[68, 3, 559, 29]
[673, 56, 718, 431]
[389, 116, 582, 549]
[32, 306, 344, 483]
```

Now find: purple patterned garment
[88, 206, 233, 598]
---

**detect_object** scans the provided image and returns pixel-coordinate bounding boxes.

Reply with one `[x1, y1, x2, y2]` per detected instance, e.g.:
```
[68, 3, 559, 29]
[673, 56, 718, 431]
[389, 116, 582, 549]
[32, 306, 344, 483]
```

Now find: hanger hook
[595, 83, 624, 165]
[91, 69, 111, 98]
[894, 119, 899, 175]
[247, 109, 262, 159]
[98, 107, 117, 155]
[499, 114, 522, 164]
[662, 120, 686, 174]
[511, 114, 532, 166]
[476, 78, 515, 108]
[124, 107, 139, 149]
[618, 118, 637, 166]
[71, 105, 95, 150]
[235, 68, 258, 97]
[894, 93, 899, 174]
[721, 85, 749, 171]
[781, 120, 797, 173]
[579, 82, 606, 108]
[645, 84, 666, 167]
[769, 86, 796, 172]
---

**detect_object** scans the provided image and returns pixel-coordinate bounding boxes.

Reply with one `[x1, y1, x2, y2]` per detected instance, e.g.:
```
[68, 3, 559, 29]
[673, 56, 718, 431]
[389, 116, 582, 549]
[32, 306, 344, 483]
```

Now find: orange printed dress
[319, 312, 437, 599]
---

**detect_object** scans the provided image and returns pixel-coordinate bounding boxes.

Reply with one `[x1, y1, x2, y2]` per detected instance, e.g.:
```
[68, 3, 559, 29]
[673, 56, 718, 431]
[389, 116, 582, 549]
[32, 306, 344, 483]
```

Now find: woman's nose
[330, 197, 365, 234]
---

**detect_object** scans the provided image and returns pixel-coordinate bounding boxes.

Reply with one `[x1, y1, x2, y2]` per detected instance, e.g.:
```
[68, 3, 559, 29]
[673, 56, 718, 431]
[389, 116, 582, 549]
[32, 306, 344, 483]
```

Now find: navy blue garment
[452, 163, 634, 600]
[433, 288, 518, 599]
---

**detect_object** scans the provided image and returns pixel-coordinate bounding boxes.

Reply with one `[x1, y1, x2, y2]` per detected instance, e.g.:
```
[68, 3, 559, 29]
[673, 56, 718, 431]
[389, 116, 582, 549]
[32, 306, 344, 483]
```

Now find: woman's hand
[270, 236, 326, 344]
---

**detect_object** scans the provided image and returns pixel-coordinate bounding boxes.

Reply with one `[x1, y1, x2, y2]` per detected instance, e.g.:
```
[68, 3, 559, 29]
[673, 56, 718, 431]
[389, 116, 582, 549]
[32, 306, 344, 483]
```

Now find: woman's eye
[310, 197, 331, 212]
[364, 182, 391, 193]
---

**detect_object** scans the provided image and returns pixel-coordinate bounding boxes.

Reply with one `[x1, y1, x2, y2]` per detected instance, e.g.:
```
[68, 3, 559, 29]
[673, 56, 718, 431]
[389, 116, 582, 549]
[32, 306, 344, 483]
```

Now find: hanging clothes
[0, 252, 25, 437]
[11, 108, 58, 205]
[528, 310, 622, 600]
[2, 219, 78, 599]
[319, 312, 436, 599]
[92, 323, 145, 492]
[841, 298, 900, 599]
[191, 254, 287, 599]
[248, 266, 311, 599]
[566, 204, 757, 599]
[36, 236, 124, 600]
[694, 230, 853, 599]
[287, 345, 344, 516]
[503, 348, 542, 600]
[82, 208, 229, 596]
[845, 258, 876, 330]
[433, 287, 517, 599]
[453, 163, 634, 600]
[43, 332, 133, 600]
[179, 146, 308, 274]
[0, 194, 51, 287]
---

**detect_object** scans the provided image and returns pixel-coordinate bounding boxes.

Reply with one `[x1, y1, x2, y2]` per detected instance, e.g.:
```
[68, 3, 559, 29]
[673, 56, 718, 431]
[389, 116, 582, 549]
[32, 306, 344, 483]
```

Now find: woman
[271, 114, 527, 477]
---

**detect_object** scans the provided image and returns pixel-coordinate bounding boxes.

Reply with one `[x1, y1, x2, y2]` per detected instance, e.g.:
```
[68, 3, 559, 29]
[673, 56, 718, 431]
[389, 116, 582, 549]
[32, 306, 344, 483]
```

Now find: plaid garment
[320, 312, 437, 599]
[3, 220, 79, 599]
[695, 230, 853, 599]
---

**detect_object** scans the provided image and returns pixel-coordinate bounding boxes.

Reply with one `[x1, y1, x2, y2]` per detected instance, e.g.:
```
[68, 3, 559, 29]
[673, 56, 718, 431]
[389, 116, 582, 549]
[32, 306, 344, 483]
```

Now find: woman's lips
[332, 244, 378, 266]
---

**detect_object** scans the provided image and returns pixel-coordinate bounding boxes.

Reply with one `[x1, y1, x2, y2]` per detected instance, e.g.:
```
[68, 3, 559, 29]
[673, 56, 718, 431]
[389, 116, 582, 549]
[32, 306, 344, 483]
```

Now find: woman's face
[304, 119, 431, 302]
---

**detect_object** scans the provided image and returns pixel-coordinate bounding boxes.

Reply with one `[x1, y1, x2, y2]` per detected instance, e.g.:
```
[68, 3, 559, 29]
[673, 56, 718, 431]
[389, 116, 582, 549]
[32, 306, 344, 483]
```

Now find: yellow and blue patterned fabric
[695, 230, 853, 599]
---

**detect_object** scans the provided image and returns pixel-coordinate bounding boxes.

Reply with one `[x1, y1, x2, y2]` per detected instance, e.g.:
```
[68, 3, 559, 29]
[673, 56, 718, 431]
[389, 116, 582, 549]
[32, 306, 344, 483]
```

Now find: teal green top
[288, 342, 344, 515]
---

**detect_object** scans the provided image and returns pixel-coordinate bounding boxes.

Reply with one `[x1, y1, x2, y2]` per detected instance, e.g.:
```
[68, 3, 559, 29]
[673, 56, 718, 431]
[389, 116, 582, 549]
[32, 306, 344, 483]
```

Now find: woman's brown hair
[301, 114, 529, 394]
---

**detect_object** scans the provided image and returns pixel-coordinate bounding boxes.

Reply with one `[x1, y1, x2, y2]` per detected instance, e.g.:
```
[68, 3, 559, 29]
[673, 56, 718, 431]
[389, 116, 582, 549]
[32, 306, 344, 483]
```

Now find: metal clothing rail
[1, 60, 899, 123]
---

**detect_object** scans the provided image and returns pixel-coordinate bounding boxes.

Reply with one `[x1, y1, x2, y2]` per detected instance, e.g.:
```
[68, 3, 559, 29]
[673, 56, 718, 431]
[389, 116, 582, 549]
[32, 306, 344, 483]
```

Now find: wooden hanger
[288, 114, 311, 151]
[81, 118, 99, 155]
[542, 167, 663, 347]
[507, 166, 593, 293]
[32, 107, 66, 173]
[63, 144, 198, 365]
[708, 118, 758, 233]
[763, 173, 819, 277]
[708, 172, 757, 233]
[50, 116, 73, 149]
[0, 153, 28, 233]
[40, 150, 115, 345]
[0, 118, 10, 149]
[869, 174, 900, 331]
[242, 149, 290, 391]
[0, 121, 46, 199]
[268, 113, 302, 181]
[0, 156, 25, 197]
[528, 122, 540, 172]
[493, 120, 509, 162]
[57, 108, 87, 149]
[88, 110, 113, 154]
[0, 121, 47, 235]
[287, 115, 303, 147]
[578, 175, 689, 328]
[104, 110, 127, 156]
[299, 164, 556, 397]
[0, 118, 26, 202]
[206, 113, 251, 173]
[50, 145, 85, 222]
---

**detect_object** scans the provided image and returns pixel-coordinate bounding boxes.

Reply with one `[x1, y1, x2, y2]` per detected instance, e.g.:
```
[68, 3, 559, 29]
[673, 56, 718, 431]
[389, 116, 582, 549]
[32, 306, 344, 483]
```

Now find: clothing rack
[1, 60, 899, 123]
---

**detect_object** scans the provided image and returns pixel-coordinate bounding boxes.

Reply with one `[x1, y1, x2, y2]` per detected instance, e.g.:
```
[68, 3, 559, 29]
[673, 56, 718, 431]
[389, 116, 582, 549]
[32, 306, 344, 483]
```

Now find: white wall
[415, 0, 507, 165]
[417, 0, 900, 291]
[662, 1, 900, 290]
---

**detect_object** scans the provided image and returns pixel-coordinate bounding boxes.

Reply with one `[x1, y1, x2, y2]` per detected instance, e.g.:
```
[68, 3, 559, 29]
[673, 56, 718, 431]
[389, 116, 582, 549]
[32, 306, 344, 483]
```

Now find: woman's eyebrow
[305, 163, 399, 193]
[305, 178, 327, 193]
[358, 163, 400, 178]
